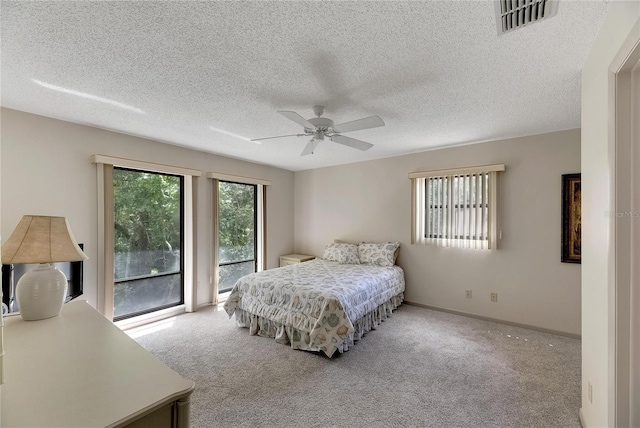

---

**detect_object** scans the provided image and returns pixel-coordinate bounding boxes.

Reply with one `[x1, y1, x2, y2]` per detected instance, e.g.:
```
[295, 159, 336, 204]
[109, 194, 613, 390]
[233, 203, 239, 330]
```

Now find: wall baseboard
[578, 408, 586, 428]
[197, 302, 214, 309]
[404, 301, 581, 340]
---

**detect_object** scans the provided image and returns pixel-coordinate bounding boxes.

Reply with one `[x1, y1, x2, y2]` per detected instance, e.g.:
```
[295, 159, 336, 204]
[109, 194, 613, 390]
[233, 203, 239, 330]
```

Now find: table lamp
[1, 215, 88, 321]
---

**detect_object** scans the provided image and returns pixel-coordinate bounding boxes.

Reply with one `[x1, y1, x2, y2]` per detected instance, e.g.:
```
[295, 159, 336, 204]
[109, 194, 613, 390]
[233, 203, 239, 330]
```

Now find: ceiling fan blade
[331, 135, 373, 151]
[301, 139, 321, 156]
[278, 111, 316, 129]
[250, 133, 306, 142]
[332, 115, 385, 133]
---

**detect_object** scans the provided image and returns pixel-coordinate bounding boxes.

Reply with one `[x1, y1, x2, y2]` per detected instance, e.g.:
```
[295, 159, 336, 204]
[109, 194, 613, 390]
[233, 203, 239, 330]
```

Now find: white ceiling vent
[495, 0, 559, 36]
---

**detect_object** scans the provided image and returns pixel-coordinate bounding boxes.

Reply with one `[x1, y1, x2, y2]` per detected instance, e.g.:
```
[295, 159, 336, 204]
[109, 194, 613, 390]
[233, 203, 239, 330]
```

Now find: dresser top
[1, 300, 194, 427]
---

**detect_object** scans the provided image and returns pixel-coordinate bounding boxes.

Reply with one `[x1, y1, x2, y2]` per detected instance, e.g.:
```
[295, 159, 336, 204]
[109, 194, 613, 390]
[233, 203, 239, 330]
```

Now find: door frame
[611, 18, 640, 427]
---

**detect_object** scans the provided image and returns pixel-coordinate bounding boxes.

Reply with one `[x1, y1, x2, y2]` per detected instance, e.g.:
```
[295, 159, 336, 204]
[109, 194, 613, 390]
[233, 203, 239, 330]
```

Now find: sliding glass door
[218, 180, 257, 293]
[113, 168, 184, 320]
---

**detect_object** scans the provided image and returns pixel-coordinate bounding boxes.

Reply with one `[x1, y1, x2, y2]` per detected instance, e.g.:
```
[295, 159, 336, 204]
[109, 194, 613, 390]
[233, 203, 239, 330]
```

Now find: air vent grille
[495, 0, 559, 35]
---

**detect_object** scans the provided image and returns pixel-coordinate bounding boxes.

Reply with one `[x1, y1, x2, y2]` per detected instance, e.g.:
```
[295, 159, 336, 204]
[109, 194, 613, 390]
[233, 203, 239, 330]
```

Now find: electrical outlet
[490, 292, 498, 302]
[465, 289, 472, 298]
[588, 381, 593, 403]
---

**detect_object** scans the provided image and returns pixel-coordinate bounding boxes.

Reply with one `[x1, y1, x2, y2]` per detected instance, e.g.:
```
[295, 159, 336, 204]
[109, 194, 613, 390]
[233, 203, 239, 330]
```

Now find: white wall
[581, 1, 640, 426]
[0, 108, 295, 308]
[295, 129, 581, 335]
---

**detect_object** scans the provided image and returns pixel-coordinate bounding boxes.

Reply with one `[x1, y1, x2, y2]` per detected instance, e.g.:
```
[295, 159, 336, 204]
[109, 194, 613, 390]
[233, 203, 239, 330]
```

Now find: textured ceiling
[1, 1, 609, 172]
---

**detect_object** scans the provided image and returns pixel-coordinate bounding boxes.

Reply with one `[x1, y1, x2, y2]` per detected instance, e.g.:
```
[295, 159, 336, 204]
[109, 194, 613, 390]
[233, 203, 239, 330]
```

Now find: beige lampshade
[1, 215, 88, 264]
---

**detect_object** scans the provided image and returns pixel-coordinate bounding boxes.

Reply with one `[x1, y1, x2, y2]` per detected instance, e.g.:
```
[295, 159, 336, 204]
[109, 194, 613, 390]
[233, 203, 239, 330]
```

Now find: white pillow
[322, 242, 360, 264]
[358, 242, 400, 266]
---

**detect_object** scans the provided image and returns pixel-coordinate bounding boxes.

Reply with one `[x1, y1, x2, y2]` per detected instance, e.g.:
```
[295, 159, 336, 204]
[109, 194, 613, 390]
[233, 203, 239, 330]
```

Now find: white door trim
[611, 18, 640, 428]
[631, 57, 640, 428]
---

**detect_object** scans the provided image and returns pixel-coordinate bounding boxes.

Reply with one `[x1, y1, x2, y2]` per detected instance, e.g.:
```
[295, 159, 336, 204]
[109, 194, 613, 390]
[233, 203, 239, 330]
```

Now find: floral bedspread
[223, 259, 405, 357]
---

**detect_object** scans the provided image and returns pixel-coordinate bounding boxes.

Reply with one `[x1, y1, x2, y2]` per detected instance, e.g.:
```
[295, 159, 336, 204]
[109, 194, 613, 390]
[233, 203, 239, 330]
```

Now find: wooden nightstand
[280, 253, 315, 267]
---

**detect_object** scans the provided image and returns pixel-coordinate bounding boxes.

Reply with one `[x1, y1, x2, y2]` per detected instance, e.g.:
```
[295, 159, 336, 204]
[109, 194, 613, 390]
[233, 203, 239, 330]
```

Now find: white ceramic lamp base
[15, 264, 68, 321]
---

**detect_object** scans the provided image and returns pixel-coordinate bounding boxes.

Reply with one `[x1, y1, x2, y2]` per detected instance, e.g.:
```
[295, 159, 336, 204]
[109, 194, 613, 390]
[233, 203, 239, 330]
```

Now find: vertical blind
[410, 164, 504, 250]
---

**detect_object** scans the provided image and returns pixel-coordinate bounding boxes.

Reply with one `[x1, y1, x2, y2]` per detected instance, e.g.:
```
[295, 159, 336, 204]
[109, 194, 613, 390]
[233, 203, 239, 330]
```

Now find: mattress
[223, 259, 405, 357]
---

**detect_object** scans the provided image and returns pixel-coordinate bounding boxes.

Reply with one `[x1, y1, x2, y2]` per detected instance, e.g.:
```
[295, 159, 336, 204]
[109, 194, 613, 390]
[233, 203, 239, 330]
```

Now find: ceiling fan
[251, 105, 384, 156]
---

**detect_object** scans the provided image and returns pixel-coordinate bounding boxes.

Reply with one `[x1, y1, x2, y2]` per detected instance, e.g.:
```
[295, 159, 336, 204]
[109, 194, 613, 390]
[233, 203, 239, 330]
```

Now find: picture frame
[562, 174, 581, 263]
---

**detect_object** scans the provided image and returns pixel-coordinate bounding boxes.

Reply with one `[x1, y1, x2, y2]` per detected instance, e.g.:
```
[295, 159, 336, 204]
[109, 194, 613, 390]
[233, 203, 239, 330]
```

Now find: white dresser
[1, 300, 194, 428]
[279, 253, 315, 267]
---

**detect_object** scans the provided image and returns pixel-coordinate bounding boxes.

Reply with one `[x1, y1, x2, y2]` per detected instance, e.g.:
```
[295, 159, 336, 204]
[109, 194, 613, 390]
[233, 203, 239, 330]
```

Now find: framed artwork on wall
[562, 173, 581, 263]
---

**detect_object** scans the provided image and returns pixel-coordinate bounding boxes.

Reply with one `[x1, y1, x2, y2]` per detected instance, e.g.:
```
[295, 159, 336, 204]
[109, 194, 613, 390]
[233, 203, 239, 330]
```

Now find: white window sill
[116, 304, 186, 331]
[217, 291, 231, 304]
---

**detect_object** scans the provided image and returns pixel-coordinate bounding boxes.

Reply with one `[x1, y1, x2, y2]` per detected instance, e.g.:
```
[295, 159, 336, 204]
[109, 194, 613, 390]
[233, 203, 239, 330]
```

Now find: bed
[223, 243, 405, 358]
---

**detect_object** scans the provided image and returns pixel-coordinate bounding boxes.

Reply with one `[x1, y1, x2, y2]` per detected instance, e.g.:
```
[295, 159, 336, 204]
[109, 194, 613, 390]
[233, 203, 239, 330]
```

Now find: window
[217, 181, 257, 293]
[207, 172, 269, 303]
[410, 164, 504, 249]
[113, 168, 183, 320]
[92, 154, 200, 322]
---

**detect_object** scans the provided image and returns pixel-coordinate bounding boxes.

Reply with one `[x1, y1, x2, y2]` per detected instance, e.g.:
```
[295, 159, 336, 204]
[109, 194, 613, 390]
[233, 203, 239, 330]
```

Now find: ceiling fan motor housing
[306, 117, 334, 133]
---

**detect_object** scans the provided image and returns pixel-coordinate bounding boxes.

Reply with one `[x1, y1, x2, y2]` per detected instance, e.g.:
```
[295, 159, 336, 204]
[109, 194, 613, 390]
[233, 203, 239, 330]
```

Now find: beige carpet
[134, 304, 581, 428]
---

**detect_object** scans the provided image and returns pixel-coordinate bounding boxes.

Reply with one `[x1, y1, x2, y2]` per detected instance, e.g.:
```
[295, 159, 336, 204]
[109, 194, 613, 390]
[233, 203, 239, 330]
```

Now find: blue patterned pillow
[358, 242, 400, 266]
[322, 242, 360, 264]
